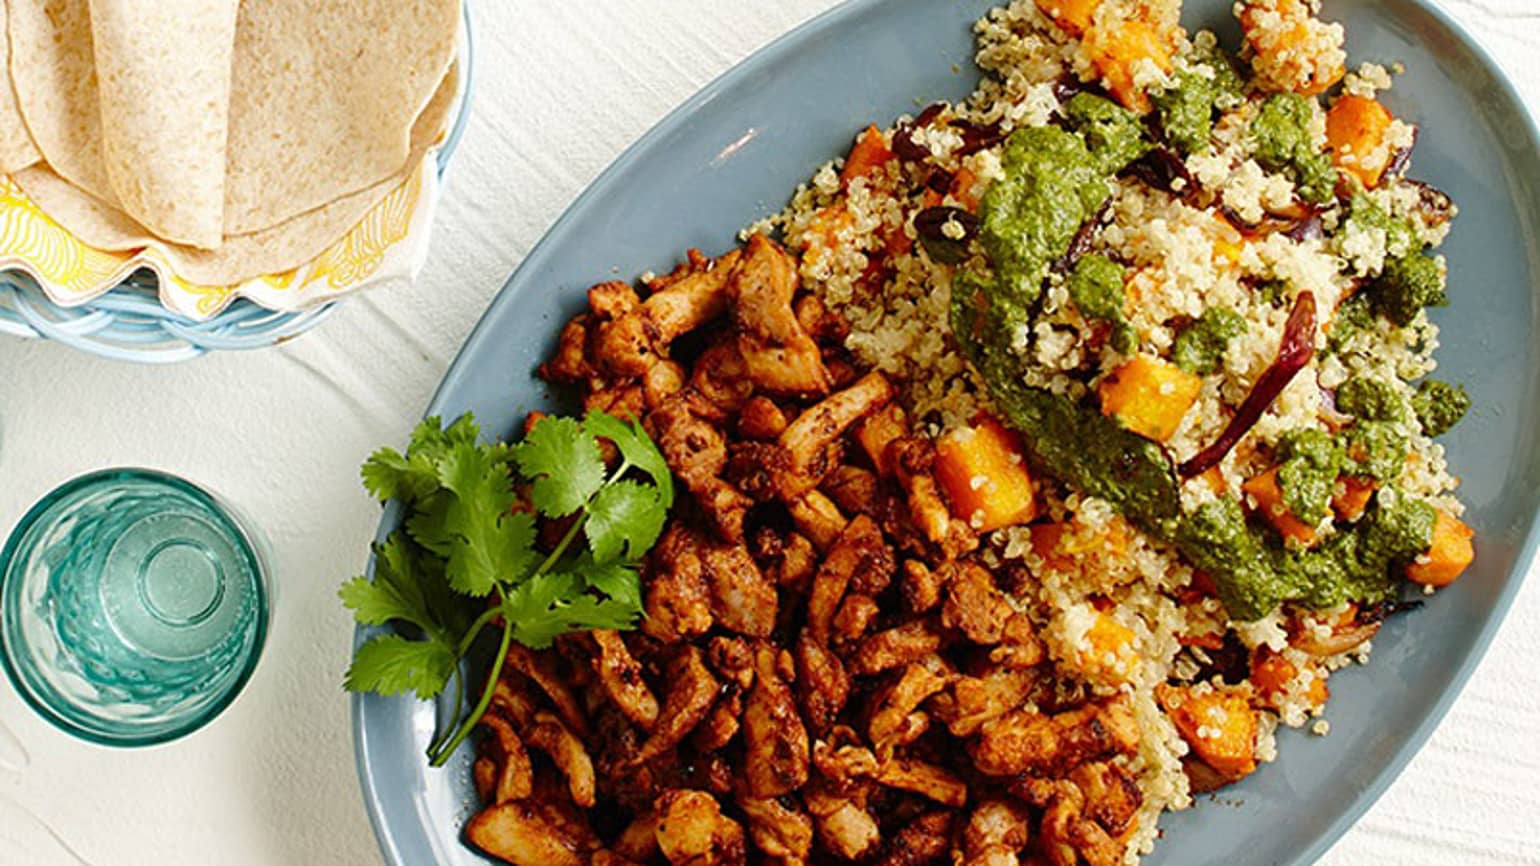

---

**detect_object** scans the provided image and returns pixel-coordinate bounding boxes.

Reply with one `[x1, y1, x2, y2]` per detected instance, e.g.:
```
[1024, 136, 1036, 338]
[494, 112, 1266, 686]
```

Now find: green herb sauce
[1067, 254, 1137, 354]
[1152, 48, 1243, 155]
[1252, 93, 1338, 204]
[1062, 93, 1153, 174]
[1335, 375, 1407, 423]
[1276, 429, 1343, 524]
[1172, 308, 1246, 374]
[1411, 379, 1470, 437]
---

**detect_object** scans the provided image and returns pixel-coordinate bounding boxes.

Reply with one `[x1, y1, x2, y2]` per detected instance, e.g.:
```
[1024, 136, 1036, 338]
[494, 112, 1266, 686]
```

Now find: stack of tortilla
[0, 0, 460, 289]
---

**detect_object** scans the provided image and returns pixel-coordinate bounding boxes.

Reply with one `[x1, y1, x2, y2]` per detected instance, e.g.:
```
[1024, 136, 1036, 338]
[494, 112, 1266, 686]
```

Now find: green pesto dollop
[1370, 253, 1446, 327]
[1152, 47, 1243, 156]
[1175, 498, 1285, 620]
[1061, 93, 1153, 174]
[1289, 492, 1436, 610]
[1343, 420, 1407, 482]
[1327, 292, 1374, 354]
[1344, 193, 1415, 259]
[1251, 93, 1338, 204]
[979, 126, 1113, 316]
[1335, 375, 1407, 422]
[1411, 379, 1470, 437]
[1172, 308, 1246, 374]
[1067, 254, 1136, 354]
[1276, 429, 1343, 525]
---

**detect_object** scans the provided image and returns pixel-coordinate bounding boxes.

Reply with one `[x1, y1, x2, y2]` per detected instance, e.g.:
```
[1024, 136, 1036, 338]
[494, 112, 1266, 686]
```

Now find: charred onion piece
[914, 207, 980, 264]
[1126, 147, 1197, 201]
[893, 102, 948, 161]
[1407, 179, 1455, 227]
[1179, 291, 1317, 478]
[1052, 201, 1110, 273]
[1282, 212, 1324, 242]
[951, 118, 1007, 156]
[1385, 125, 1419, 178]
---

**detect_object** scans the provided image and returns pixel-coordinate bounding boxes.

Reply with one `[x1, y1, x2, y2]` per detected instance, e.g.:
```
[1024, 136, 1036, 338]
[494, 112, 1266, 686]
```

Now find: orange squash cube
[1078, 612, 1137, 682]
[1330, 475, 1376, 522]
[1097, 355, 1202, 442]
[1036, 0, 1100, 36]
[1406, 509, 1474, 587]
[855, 403, 907, 477]
[840, 124, 895, 187]
[1158, 684, 1259, 778]
[935, 416, 1037, 533]
[1326, 95, 1395, 189]
[1084, 19, 1172, 113]
[1250, 647, 1329, 710]
[1242, 467, 1321, 548]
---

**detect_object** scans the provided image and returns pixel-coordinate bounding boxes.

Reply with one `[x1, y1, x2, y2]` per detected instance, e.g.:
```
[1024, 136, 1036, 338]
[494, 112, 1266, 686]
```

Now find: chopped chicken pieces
[654, 790, 746, 866]
[473, 240, 1165, 866]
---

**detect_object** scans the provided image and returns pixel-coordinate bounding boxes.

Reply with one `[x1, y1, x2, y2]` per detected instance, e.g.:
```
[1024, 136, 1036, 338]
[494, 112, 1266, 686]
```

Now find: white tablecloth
[1, 1, 1537, 864]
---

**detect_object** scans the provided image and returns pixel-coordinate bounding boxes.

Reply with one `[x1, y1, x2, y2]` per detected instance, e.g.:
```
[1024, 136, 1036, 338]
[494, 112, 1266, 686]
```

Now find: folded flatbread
[13, 63, 459, 286]
[5, 0, 458, 253]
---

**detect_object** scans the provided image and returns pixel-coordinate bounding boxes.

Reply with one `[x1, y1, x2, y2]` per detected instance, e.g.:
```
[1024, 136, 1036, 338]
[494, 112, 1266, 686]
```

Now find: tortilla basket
[0, 5, 473, 364]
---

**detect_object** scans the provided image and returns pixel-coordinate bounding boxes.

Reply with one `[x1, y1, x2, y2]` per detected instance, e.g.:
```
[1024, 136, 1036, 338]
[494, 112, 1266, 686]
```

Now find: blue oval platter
[354, 1, 1540, 864]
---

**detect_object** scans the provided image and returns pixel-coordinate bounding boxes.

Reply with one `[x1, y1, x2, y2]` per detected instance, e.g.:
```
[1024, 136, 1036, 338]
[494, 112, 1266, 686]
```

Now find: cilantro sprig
[341, 410, 673, 765]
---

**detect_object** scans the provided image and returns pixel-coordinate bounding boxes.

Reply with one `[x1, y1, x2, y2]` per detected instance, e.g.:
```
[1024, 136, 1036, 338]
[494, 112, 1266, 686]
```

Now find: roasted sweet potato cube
[1097, 355, 1202, 442]
[1326, 95, 1395, 188]
[934, 416, 1037, 533]
[1084, 19, 1172, 113]
[840, 124, 895, 187]
[1243, 467, 1321, 548]
[1250, 646, 1328, 710]
[1330, 475, 1376, 522]
[1406, 509, 1474, 587]
[1157, 684, 1258, 779]
[1036, 0, 1100, 35]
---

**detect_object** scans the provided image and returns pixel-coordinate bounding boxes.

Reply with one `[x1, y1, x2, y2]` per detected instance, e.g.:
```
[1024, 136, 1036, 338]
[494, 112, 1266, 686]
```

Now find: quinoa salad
[434, 2, 1479, 865]
[749, 0, 1473, 857]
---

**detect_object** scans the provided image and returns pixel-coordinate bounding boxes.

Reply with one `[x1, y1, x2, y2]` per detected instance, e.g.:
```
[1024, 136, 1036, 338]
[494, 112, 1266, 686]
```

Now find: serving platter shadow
[353, 1, 1540, 864]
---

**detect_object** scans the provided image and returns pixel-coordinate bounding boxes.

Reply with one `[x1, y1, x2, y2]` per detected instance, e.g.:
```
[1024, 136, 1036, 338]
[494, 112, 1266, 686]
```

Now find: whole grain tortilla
[7, 0, 110, 196]
[0, 3, 42, 172]
[220, 0, 458, 234]
[89, 0, 239, 249]
[12, 63, 459, 286]
[7, 0, 458, 243]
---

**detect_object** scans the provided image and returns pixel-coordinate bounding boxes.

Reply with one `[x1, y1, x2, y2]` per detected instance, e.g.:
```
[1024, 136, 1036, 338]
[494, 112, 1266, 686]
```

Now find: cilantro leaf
[579, 557, 644, 611]
[344, 633, 457, 699]
[585, 480, 667, 563]
[505, 572, 641, 649]
[512, 416, 607, 517]
[582, 410, 675, 509]
[402, 442, 540, 597]
[340, 536, 435, 630]
[361, 415, 483, 503]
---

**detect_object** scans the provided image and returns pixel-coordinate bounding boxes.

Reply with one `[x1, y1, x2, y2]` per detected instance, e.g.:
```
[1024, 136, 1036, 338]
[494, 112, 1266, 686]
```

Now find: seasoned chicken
[478, 712, 534, 803]
[899, 559, 949, 615]
[643, 525, 715, 642]
[778, 372, 895, 497]
[736, 395, 789, 440]
[941, 562, 1014, 645]
[466, 798, 598, 866]
[654, 790, 747, 866]
[850, 619, 944, 676]
[742, 645, 811, 798]
[524, 712, 597, 808]
[806, 515, 888, 644]
[789, 489, 849, 552]
[592, 630, 660, 731]
[795, 636, 850, 736]
[700, 542, 778, 638]
[647, 395, 754, 542]
[960, 800, 1034, 866]
[1070, 760, 1143, 835]
[727, 234, 832, 396]
[539, 316, 592, 386]
[629, 646, 719, 766]
[930, 664, 1038, 737]
[874, 757, 967, 807]
[970, 697, 1141, 777]
[737, 795, 815, 866]
[867, 661, 948, 752]
[504, 646, 589, 738]
[643, 249, 741, 348]
[798, 785, 876, 860]
[692, 687, 744, 753]
[876, 810, 952, 866]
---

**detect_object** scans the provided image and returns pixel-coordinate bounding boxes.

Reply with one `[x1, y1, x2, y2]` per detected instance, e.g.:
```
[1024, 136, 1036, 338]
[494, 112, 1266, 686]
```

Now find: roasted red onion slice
[1179, 291, 1317, 478]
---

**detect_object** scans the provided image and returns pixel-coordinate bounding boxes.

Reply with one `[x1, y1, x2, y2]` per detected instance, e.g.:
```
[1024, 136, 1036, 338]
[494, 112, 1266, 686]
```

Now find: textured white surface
[0, 1, 1538, 864]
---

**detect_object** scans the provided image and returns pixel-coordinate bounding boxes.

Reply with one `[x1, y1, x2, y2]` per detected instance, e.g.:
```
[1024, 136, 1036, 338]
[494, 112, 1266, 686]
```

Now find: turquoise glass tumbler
[0, 469, 268, 746]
